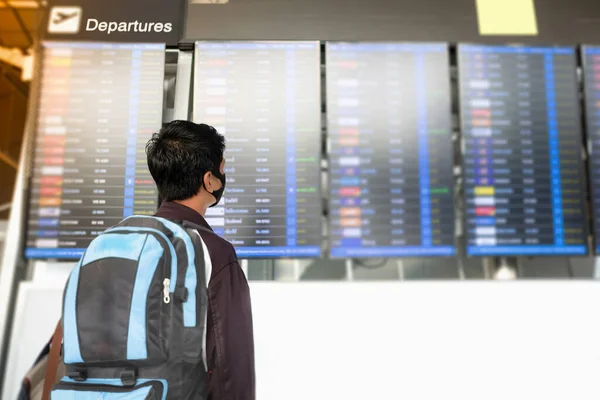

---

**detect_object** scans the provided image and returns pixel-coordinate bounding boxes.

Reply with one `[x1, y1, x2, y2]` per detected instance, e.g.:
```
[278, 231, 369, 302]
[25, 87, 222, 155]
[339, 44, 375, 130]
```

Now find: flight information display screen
[459, 45, 587, 256]
[25, 42, 165, 259]
[327, 43, 456, 258]
[583, 46, 600, 254]
[193, 41, 322, 258]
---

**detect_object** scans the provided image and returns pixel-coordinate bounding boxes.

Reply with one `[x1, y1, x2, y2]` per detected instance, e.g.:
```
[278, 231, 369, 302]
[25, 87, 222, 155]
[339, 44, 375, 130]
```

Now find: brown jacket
[155, 201, 256, 400]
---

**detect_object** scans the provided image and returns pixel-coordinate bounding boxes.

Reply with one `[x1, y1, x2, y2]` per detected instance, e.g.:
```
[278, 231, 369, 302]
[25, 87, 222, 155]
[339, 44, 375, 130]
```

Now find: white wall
[252, 282, 600, 400]
[4, 279, 600, 400]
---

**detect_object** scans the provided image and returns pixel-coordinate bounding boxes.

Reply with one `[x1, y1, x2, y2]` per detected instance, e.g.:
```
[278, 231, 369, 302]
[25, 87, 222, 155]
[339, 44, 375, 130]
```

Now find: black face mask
[208, 169, 226, 208]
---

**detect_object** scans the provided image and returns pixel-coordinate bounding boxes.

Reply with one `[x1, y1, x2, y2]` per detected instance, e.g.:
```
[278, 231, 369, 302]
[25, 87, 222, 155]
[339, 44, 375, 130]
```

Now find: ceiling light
[0, 1, 40, 9]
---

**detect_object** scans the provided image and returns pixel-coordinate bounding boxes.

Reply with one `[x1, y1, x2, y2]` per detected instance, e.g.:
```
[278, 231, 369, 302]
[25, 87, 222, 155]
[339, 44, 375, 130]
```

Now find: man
[146, 120, 256, 399]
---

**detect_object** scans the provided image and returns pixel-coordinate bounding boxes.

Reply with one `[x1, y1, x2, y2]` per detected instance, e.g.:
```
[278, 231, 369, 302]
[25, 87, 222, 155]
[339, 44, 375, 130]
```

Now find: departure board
[583, 46, 600, 254]
[459, 45, 587, 256]
[327, 43, 456, 258]
[193, 41, 322, 258]
[25, 42, 165, 259]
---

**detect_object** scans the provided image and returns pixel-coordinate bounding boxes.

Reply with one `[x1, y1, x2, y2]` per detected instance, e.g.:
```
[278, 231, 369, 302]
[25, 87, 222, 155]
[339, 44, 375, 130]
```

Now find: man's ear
[203, 171, 213, 191]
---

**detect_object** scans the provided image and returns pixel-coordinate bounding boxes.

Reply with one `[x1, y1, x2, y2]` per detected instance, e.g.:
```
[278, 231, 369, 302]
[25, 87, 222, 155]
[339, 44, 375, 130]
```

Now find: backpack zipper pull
[163, 278, 171, 304]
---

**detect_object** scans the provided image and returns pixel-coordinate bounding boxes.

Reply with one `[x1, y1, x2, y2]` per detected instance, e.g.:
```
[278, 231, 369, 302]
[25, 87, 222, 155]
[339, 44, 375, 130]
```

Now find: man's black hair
[146, 120, 226, 202]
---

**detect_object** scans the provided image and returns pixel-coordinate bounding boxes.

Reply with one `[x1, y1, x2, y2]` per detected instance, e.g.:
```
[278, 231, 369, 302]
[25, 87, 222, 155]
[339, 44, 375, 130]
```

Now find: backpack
[50, 215, 210, 400]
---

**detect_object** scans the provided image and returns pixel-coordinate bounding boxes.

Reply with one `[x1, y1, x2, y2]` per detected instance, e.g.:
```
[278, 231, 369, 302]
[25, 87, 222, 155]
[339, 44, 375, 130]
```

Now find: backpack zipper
[163, 278, 171, 304]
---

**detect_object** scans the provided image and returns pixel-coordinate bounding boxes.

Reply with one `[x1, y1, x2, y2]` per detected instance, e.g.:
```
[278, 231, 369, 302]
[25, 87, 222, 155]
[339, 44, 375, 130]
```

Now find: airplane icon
[48, 6, 82, 34]
[52, 11, 79, 24]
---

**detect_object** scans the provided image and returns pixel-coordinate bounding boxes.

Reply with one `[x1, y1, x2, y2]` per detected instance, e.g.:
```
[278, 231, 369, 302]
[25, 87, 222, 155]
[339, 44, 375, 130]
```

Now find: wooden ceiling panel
[15, 8, 38, 28]
[0, 160, 16, 206]
[0, 10, 20, 31]
[0, 6, 39, 49]
[0, 31, 29, 48]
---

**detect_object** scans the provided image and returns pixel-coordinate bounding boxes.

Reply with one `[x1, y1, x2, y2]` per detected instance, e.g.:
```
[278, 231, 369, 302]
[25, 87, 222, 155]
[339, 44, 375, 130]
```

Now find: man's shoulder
[198, 228, 236, 254]
[195, 228, 238, 273]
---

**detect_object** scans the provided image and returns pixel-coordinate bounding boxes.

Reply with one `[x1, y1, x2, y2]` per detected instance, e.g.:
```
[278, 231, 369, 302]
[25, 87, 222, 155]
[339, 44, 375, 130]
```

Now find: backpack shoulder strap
[41, 319, 62, 400]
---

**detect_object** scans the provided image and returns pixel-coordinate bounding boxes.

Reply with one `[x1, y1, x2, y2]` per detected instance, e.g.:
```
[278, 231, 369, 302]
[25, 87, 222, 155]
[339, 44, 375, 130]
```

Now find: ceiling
[0, 1, 39, 218]
[0, 1, 40, 49]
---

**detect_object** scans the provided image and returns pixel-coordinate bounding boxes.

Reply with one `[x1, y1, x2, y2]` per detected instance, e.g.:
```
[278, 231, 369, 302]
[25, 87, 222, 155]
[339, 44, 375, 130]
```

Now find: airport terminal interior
[2, 0, 600, 399]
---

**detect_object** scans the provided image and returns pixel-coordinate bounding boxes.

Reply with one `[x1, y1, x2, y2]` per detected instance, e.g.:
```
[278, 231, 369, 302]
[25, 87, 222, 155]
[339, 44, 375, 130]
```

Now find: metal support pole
[173, 51, 193, 121]
[293, 259, 302, 281]
[345, 259, 354, 281]
[593, 257, 600, 280]
[0, 36, 42, 390]
[396, 259, 405, 281]
[457, 257, 466, 280]
[482, 257, 494, 279]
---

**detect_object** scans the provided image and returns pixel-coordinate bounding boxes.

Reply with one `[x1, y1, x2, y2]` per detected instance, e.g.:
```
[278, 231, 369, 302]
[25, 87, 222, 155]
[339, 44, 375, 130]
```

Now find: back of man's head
[146, 120, 226, 202]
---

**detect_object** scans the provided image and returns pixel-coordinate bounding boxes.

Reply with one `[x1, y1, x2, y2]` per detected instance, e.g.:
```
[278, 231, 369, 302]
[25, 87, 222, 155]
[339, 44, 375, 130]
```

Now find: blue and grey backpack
[51, 216, 211, 400]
